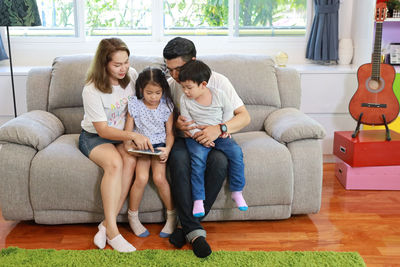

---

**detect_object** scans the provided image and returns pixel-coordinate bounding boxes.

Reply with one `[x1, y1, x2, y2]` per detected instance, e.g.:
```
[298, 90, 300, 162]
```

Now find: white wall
[339, 0, 354, 39]
[351, 0, 375, 67]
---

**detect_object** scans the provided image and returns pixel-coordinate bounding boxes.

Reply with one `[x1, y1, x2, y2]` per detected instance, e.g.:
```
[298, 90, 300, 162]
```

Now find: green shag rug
[0, 247, 366, 267]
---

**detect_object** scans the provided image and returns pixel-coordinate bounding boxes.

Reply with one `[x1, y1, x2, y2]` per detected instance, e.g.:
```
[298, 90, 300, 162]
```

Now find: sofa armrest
[264, 108, 326, 143]
[0, 110, 64, 150]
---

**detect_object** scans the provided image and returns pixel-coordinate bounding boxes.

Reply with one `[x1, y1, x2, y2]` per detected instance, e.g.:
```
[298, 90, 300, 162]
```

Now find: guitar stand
[351, 112, 391, 141]
[382, 114, 391, 141]
[351, 113, 363, 138]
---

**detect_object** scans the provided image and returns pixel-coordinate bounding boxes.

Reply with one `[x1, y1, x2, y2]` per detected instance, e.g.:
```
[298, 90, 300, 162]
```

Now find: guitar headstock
[375, 2, 388, 22]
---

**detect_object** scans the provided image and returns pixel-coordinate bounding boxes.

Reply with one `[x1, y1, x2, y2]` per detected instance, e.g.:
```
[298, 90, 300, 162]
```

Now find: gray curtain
[306, 0, 340, 62]
[0, 34, 8, 60]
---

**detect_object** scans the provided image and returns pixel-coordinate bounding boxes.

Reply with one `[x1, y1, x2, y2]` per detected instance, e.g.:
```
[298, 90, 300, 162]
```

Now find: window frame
[9, 0, 312, 44]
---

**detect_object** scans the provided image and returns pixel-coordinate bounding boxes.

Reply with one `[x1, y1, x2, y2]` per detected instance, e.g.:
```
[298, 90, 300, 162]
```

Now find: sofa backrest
[198, 55, 300, 132]
[27, 54, 301, 134]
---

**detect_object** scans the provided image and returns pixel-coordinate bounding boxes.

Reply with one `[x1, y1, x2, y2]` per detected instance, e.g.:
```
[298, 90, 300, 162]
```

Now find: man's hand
[193, 124, 221, 147]
[176, 115, 197, 137]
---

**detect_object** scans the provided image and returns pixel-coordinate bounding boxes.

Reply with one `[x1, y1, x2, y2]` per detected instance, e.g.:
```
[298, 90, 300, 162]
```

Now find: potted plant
[387, 0, 400, 18]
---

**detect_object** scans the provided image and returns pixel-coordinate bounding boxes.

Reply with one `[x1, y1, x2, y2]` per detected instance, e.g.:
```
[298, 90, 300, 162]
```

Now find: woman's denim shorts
[79, 129, 122, 158]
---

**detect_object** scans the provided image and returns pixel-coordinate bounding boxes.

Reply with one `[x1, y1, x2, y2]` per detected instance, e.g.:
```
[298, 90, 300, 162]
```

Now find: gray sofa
[0, 54, 326, 225]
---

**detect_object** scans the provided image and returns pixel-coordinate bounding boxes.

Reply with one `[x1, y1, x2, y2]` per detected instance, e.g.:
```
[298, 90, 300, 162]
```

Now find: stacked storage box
[333, 130, 400, 190]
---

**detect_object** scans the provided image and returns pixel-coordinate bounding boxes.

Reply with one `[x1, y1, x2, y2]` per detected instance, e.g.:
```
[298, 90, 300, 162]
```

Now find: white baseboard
[323, 154, 336, 163]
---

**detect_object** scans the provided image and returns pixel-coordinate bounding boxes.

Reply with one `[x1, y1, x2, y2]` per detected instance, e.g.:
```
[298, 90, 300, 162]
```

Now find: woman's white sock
[93, 222, 106, 249]
[106, 234, 136, 252]
[159, 209, 177, 238]
[128, 210, 149, 237]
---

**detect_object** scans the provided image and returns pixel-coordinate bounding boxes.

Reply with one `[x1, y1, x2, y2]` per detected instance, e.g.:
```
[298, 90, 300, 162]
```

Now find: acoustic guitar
[348, 1, 399, 140]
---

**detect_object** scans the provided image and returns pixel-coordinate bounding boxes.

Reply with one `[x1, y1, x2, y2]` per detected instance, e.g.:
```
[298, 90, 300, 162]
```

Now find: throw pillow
[0, 110, 64, 150]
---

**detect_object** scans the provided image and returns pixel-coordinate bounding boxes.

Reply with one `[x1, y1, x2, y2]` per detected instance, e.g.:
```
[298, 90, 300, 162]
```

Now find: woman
[79, 38, 153, 252]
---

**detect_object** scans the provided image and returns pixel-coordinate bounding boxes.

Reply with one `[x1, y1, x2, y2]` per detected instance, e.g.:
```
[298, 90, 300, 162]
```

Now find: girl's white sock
[106, 234, 136, 252]
[128, 209, 149, 237]
[159, 209, 177, 238]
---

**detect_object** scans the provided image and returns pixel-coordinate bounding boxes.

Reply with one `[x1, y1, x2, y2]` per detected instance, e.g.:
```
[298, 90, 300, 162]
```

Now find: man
[164, 37, 250, 258]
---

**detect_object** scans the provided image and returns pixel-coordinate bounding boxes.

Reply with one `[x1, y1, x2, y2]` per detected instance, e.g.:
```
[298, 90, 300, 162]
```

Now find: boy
[179, 60, 248, 217]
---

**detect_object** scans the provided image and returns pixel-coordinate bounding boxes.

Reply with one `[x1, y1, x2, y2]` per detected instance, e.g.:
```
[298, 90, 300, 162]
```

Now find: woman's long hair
[86, 38, 131, 94]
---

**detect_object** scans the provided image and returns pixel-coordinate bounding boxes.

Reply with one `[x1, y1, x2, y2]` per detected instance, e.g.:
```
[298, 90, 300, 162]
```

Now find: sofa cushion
[48, 54, 92, 111]
[0, 110, 64, 151]
[46, 54, 283, 134]
[48, 55, 164, 111]
[47, 55, 164, 134]
[52, 107, 84, 134]
[0, 143, 36, 221]
[275, 67, 301, 109]
[131, 55, 164, 73]
[199, 55, 281, 108]
[264, 108, 326, 143]
[26, 67, 52, 112]
[212, 131, 293, 209]
[30, 134, 163, 214]
[240, 105, 277, 132]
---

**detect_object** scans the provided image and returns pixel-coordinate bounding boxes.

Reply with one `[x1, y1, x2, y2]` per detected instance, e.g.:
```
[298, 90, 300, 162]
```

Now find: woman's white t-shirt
[81, 68, 138, 134]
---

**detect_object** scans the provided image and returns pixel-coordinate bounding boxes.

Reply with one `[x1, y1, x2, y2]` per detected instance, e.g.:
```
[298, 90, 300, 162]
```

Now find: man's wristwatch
[219, 123, 228, 136]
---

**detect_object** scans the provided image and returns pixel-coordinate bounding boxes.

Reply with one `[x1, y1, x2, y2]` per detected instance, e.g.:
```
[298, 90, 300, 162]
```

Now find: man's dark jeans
[168, 137, 227, 241]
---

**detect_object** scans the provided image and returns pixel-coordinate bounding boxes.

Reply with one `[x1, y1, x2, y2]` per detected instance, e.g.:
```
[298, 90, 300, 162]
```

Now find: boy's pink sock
[231, 191, 248, 211]
[193, 200, 205, 217]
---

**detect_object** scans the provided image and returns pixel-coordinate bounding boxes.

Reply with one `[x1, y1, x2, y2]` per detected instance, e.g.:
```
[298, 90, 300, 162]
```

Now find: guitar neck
[372, 22, 383, 81]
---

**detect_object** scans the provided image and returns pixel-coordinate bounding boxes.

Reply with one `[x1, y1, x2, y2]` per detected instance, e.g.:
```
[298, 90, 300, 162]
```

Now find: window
[85, 0, 152, 36]
[10, 0, 307, 38]
[237, 0, 307, 36]
[164, 0, 229, 36]
[11, 0, 76, 37]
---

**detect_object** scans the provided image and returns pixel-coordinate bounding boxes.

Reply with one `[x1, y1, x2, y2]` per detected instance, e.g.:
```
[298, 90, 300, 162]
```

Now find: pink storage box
[335, 158, 400, 190]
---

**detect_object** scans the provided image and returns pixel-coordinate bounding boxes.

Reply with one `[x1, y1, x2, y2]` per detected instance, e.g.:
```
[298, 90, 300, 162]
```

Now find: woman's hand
[125, 140, 143, 157]
[176, 115, 197, 137]
[130, 132, 153, 151]
[157, 147, 170, 163]
[123, 140, 134, 151]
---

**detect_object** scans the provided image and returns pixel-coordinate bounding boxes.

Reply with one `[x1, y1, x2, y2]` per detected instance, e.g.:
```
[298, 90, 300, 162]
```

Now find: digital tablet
[128, 148, 162, 156]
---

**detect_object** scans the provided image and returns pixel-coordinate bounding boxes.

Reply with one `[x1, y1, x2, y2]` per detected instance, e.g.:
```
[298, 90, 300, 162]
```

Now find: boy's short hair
[178, 60, 211, 85]
[163, 37, 196, 62]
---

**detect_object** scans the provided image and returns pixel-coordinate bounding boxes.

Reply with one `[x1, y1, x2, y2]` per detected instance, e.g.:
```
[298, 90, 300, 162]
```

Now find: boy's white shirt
[81, 68, 138, 133]
[168, 71, 244, 112]
[180, 87, 234, 136]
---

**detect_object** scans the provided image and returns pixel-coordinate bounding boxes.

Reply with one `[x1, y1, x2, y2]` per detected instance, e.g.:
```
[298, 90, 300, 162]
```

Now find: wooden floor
[1, 163, 400, 266]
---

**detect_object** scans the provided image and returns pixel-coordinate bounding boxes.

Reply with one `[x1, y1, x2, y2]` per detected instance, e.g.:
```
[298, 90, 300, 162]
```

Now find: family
[78, 37, 251, 258]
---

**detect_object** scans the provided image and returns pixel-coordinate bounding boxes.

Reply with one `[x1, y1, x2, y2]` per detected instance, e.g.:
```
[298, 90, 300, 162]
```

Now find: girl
[79, 38, 152, 252]
[127, 67, 177, 238]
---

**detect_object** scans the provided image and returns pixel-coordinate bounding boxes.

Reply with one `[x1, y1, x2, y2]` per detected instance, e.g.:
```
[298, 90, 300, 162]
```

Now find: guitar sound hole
[368, 79, 381, 91]
[366, 77, 385, 93]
